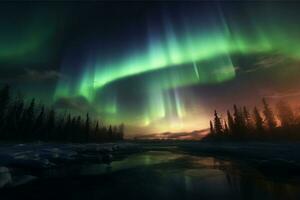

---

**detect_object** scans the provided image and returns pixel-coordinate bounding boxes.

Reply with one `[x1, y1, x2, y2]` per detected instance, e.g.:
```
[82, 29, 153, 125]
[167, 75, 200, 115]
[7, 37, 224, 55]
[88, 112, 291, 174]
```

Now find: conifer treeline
[207, 98, 300, 141]
[0, 85, 124, 142]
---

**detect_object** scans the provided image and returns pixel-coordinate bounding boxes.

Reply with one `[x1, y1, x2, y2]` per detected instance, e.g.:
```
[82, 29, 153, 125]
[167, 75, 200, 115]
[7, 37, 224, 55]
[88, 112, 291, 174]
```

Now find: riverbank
[0, 142, 140, 188]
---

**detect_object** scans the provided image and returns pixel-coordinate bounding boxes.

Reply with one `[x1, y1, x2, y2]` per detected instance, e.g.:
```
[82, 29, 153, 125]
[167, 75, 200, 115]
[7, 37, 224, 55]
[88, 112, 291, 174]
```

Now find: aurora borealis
[1, 2, 300, 137]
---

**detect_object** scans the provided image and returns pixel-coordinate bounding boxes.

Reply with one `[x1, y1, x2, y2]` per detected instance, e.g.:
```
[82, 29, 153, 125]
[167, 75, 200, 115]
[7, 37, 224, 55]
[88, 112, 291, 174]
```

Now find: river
[1, 149, 300, 200]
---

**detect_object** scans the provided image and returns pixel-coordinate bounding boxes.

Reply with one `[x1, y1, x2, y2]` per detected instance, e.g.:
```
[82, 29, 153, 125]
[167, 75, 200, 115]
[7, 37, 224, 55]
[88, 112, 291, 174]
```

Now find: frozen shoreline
[0, 142, 139, 188]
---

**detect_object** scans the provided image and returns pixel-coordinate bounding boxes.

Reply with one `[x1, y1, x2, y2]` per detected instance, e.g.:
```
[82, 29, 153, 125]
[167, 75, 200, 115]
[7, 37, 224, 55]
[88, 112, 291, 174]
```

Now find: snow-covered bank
[0, 142, 139, 188]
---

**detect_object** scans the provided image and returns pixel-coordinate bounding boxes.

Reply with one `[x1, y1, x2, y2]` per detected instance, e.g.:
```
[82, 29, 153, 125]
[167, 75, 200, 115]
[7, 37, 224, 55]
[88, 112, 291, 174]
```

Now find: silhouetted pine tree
[0, 85, 10, 139]
[74, 116, 81, 141]
[108, 125, 113, 139]
[45, 109, 55, 141]
[209, 120, 214, 134]
[233, 105, 246, 136]
[56, 115, 65, 141]
[118, 123, 124, 140]
[207, 98, 300, 141]
[0, 85, 124, 142]
[253, 107, 264, 132]
[243, 106, 251, 128]
[94, 120, 99, 141]
[34, 106, 45, 139]
[114, 126, 119, 140]
[20, 99, 36, 140]
[0, 85, 10, 121]
[224, 121, 229, 134]
[227, 110, 234, 134]
[102, 126, 108, 141]
[4, 101, 18, 138]
[85, 113, 90, 142]
[262, 98, 277, 129]
[14, 95, 24, 132]
[276, 100, 295, 128]
[214, 110, 223, 135]
[64, 114, 72, 141]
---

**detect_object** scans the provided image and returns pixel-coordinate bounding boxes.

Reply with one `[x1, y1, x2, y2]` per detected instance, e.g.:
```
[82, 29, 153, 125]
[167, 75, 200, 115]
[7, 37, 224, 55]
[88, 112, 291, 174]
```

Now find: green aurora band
[54, 5, 300, 133]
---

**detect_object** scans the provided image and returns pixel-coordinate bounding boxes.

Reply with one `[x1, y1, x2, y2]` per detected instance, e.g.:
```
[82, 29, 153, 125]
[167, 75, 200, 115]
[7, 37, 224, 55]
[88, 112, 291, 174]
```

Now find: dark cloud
[53, 96, 90, 113]
[20, 68, 63, 81]
[262, 89, 300, 99]
[243, 53, 286, 73]
[0, 68, 64, 84]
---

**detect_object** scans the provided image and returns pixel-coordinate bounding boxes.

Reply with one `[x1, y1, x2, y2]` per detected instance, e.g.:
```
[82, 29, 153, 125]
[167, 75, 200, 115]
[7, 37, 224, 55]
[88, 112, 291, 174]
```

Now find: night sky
[1, 2, 300, 137]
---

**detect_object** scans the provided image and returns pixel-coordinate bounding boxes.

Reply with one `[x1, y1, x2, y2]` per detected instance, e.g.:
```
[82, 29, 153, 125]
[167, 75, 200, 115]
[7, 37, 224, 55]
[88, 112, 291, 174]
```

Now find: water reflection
[81, 151, 300, 199]
[81, 151, 183, 175]
[2, 150, 300, 200]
